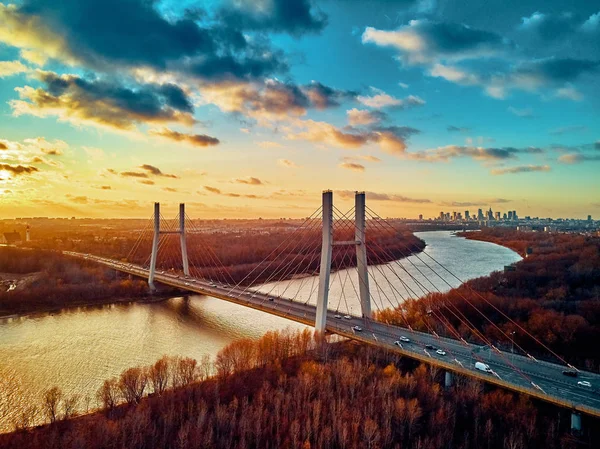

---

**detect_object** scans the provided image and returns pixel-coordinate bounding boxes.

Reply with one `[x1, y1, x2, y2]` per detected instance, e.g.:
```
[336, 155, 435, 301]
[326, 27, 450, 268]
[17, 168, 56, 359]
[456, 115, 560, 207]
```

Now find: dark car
[562, 370, 578, 377]
[425, 344, 435, 350]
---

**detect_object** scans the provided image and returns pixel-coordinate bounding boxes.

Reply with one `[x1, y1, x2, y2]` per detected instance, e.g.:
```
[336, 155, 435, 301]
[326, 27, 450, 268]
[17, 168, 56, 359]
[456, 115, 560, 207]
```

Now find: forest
[0, 247, 179, 317]
[1, 329, 597, 449]
[377, 229, 600, 371]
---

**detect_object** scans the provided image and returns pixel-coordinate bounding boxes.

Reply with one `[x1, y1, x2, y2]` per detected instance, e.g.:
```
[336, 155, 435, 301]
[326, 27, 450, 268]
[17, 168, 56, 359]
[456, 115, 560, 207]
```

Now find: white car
[578, 381, 592, 388]
[352, 326, 363, 332]
[436, 349, 447, 356]
[399, 336, 410, 343]
[334, 314, 342, 319]
[343, 315, 352, 320]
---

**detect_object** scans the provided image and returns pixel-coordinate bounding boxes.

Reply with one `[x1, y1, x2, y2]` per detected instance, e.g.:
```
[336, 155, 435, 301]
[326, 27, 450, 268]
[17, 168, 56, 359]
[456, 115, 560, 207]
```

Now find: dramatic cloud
[286, 119, 419, 155]
[204, 186, 221, 194]
[234, 177, 263, 185]
[302, 81, 356, 109]
[0, 60, 28, 77]
[0, 0, 286, 82]
[357, 87, 425, 109]
[362, 20, 508, 65]
[149, 128, 220, 147]
[201, 79, 352, 120]
[0, 143, 7, 150]
[0, 163, 38, 176]
[339, 162, 365, 172]
[139, 164, 178, 178]
[11, 71, 196, 131]
[491, 165, 551, 175]
[346, 109, 386, 126]
[217, 0, 326, 36]
[338, 190, 431, 203]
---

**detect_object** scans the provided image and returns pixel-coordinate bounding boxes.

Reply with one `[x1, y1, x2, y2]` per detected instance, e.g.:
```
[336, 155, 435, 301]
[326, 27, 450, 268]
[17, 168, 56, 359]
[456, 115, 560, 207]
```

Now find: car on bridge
[352, 326, 363, 332]
[399, 336, 410, 343]
[562, 370, 578, 377]
[577, 381, 592, 388]
[334, 314, 342, 319]
[475, 362, 493, 373]
[425, 344, 435, 350]
[343, 315, 351, 320]
[436, 349, 446, 356]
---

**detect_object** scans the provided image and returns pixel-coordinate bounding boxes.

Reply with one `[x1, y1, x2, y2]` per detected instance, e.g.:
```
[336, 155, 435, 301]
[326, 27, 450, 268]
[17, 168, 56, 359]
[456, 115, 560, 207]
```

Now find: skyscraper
[465, 210, 470, 220]
[477, 208, 484, 220]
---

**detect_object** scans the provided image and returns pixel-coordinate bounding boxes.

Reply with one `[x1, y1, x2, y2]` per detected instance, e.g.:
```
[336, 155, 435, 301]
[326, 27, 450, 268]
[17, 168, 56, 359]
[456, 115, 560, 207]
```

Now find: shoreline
[0, 292, 177, 321]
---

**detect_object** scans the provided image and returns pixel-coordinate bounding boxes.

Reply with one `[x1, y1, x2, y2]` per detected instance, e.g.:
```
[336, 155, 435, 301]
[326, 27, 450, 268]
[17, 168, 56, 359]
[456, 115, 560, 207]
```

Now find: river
[0, 231, 521, 432]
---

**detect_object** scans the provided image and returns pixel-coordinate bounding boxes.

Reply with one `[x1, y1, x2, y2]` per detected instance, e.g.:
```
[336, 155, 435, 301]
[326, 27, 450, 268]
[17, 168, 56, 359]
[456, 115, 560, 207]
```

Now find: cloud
[519, 11, 577, 43]
[217, 0, 327, 36]
[278, 159, 299, 168]
[0, 143, 7, 150]
[508, 106, 533, 117]
[83, 146, 105, 161]
[338, 190, 431, 203]
[447, 125, 470, 132]
[302, 81, 356, 109]
[342, 155, 382, 163]
[441, 198, 512, 207]
[408, 145, 543, 162]
[204, 186, 222, 194]
[347, 108, 386, 126]
[92, 185, 112, 190]
[139, 164, 178, 178]
[0, 163, 39, 176]
[162, 187, 178, 193]
[234, 177, 263, 185]
[149, 127, 220, 147]
[65, 194, 88, 204]
[357, 87, 425, 109]
[490, 165, 551, 175]
[362, 20, 508, 65]
[286, 119, 419, 155]
[120, 171, 148, 179]
[11, 71, 196, 131]
[339, 162, 365, 172]
[0, 0, 286, 82]
[0, 60, 28, 77]
[138, 179, 155, 185]
[549, 125, 587, 136]
[203, 184, 266, 199]
[558, 153, 600, 164]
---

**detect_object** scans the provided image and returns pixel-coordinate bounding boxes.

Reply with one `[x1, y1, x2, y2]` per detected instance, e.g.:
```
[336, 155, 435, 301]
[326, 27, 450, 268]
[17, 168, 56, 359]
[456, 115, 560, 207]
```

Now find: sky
[0, 0, 598, 219]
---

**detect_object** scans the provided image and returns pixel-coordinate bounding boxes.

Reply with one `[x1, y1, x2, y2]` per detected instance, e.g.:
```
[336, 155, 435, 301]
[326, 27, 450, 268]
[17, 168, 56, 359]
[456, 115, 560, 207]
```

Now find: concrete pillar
[179, 203, 190, 277]
[148, 202, 160, 291]
[444, 370, 454, 388]
[571, 411, 582, 433]
[355, 192, 371, 319]
[316, 191, 333, 334]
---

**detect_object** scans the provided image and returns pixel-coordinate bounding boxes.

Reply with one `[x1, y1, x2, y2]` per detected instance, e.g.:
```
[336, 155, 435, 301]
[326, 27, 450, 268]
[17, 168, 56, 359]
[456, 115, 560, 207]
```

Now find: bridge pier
[315, 191, 333, 334]
[355, 192, 371, 319]
[148, 202, 160, 292]
[444, 370, 453, 388]
[179, 203, 190, 277]
[571, 411, 582, 433]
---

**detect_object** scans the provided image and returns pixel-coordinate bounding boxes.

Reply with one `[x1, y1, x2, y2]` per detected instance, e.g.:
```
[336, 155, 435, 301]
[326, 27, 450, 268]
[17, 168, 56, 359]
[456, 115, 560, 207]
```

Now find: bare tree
[148, 356, 170, 395]
[119, 367, 148, 404]
[42, 386, 63, 424]
[96, 378, 120, 411]
[62, 394, 79, 420]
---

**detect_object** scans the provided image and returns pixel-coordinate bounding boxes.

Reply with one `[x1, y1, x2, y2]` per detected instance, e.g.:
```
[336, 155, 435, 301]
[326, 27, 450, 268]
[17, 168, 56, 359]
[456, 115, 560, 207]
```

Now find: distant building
[588, 215, 592, 221]
[513, 210, 518, 220]
[1, 231, 22, 244]
[495, 212, 501, 221]
[465, 210, 470, 220]
[487, 208, 494, 220]
[418, 214, 423, 221]
[439, 211, 444, 221]
[508, 211, 514, 220]
[477, 208, 484, 220]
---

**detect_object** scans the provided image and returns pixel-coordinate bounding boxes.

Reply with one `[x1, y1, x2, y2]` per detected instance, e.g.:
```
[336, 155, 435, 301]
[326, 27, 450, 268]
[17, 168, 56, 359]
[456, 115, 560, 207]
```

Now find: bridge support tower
[148, 202, 190, 291]
[315, 191, 371, 333]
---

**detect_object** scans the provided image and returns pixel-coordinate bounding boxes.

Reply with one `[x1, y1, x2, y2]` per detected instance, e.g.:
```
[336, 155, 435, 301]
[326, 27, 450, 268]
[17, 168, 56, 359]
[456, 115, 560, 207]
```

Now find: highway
[65, 251, 600, 418]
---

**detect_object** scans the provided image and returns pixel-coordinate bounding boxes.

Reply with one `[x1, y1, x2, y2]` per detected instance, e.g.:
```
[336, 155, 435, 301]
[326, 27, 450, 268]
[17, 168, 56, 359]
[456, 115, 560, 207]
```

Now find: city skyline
[0, 0, 599, 219]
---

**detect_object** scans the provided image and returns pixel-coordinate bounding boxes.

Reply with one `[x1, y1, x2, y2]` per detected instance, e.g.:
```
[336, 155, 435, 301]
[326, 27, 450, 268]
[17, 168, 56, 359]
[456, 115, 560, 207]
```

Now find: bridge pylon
[315, 191, 371, 333]
[148, 202, 190, 291]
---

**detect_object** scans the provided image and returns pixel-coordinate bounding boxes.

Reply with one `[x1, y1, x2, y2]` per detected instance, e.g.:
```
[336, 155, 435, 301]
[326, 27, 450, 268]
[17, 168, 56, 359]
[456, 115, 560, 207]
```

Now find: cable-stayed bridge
[63, 191, 600, 427]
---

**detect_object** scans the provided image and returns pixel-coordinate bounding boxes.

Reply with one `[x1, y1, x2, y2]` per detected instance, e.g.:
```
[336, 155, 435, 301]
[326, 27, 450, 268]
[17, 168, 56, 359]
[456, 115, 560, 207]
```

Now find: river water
[0, 231, 520, 431]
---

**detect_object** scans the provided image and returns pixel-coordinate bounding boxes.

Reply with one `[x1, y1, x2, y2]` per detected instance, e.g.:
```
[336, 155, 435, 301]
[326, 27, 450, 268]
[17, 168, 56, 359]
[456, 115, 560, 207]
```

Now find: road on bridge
[65, 251, 600, 418]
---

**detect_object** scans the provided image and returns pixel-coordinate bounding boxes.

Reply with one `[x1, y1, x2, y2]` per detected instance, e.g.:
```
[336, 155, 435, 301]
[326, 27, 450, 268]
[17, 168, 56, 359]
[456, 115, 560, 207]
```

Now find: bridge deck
[65, 251, 600, 418]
